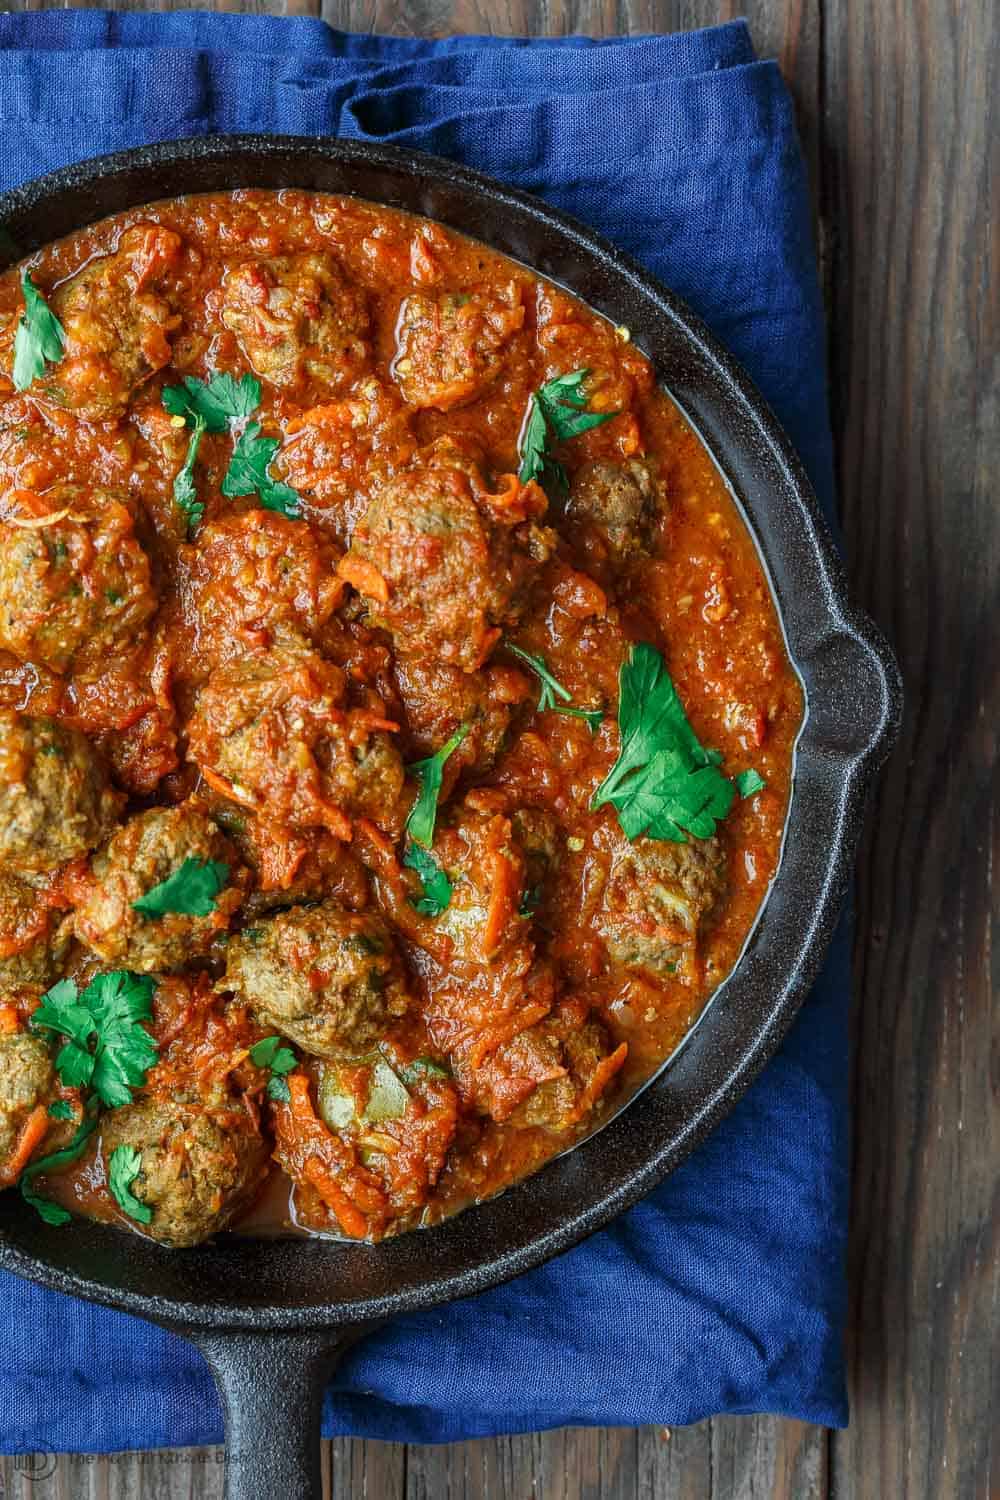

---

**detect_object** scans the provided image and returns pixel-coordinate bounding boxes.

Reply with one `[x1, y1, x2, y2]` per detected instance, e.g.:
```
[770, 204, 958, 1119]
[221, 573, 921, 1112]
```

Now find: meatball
[0, 871, 68, 987]
[187, 648, 406, 837]
[220, 253, 369, 391]
[0, 712, 122, 877]
[0, 486, 156, 674]
[596, 832, 727, 977]
[0, 1029, 54, 1172]
[459, 998, 626, 1129]
[225, 902, 411, 1059]
[72, 805, 243, 974]
[29, 224, 183, 420]
[393, 656, 530, 785]
[100, 1097, 268, 1248]
[181, 509, 344, 666]
[566, 460, 660, 560]
[344, 443, 554, 671]
[426, 800, 530, 966]
[392, 282, 524, 411]
[506, 1002, 627, 1131]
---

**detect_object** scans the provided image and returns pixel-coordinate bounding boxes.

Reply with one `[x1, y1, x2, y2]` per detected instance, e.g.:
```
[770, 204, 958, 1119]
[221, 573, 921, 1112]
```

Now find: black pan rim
[0, 133, 902, 1334]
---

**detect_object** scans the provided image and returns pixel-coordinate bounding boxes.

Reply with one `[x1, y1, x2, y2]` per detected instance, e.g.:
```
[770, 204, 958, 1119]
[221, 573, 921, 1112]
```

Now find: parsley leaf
[250, 1035, 298, 1102]
[47, 1100, 74, 1122]
[221, 422, 301, 517]
[132, 857, 230, 918]
[162, 372, 261, 432]
[31, 971, 158, 1110]
[507, 642, 603, 731]
[519, 883, 543, 917]
[20, 1103, 99, 1227]
[173, 415, 207, 537]
[12, 270, 66, 392]
[735, 769, 766, 799]
[107, 1143, 153, 1226]
[403, 842, 454, 917]
[592, 643, 736, 844]
[518, 369, 617, 489]
[405, 722, 471, 848]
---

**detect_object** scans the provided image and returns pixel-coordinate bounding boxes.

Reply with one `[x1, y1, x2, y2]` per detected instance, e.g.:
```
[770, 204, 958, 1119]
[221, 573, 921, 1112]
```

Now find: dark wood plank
[820, 2, 998, 1499]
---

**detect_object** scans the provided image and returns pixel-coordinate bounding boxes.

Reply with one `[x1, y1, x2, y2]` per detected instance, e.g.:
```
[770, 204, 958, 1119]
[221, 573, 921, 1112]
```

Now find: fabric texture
[0, 12, 849, 1450]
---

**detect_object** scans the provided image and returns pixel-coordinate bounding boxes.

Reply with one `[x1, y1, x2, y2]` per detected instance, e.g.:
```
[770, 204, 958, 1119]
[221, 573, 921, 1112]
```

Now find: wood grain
[0, 0, 995, 1496]
[822, 2, 999, 1498]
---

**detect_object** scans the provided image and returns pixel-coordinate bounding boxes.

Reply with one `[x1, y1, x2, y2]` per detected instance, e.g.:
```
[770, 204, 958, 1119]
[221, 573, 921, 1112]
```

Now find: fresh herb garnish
[221, 422, 301, 518]
[250, 1034, 298, 1103]
[12, 270, 66, 392]
[20, 1102, 99, 1227]
[162, 373, 263, 536]
[518, 369, 617, 490]
[30, 971, 158, 1109]
[132, 857, 230, 918]
[107, 1143, 153, 1226]
[399, 1056, 451, 1085]
[507, 643, 603, 731]
[162, 372, 262, 431]
[405, 722, 471, 848]
[46, 1100, 74, 1122]
[403, 842, 454, 918]
[592, 643, 740, 843]
[519, 884, 543, 917]
[735, 769, 766, 799]
[172, 415, 207, 536]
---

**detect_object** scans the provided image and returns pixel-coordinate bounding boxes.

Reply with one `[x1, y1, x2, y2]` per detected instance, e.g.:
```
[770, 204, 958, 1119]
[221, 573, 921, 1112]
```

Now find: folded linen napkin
[0, 13, 848, 1449]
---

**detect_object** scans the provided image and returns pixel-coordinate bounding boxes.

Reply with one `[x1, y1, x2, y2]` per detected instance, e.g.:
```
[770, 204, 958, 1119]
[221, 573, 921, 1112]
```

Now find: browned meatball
[73, 804, 244, 974]
[464, 999, 627, 1129]
[24, 224, 184, 420]
[0, 713, 122, 878]
[595, 831, 727, 978]
[225, 902, 411, 1059]
[566, 459, 660, 560]
[220, 253, 369, 391]
[99, 1096, 269, 1247]
[0, 871, 68, 987]
[343, 443, 554, 672]
[393, 656, 530, 785]
[420, 799, 530, 966]
[181, 509, 345, 666]
[0, 1028, 54, 1173]
[392, 282, 524, 410]
[0, 486, 156, 674]
[186, 648, 406, 837]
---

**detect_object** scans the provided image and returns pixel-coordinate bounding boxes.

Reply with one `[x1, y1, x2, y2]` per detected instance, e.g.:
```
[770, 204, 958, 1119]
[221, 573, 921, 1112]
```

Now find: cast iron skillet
[0, 136, 901, 1498]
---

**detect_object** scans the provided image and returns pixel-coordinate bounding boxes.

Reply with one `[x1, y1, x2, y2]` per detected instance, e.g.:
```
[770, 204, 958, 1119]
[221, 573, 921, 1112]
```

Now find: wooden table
[1, 2, 995, 1497]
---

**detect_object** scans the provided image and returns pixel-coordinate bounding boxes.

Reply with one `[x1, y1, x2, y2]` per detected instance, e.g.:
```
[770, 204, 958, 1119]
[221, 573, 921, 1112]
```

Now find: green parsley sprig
[107, 1143, 153, 1226]
[12, 270, 66, 392]
[735, 769, 766, 799]
[507, 643, 603, 731]
[20, 1101, 100, 1228]
[162, 372, 262, 431]
[221, 421, 301, 518]
[30, 971, 158, 1110]
[518, 369, 617, 491]
[403, 842, 454, 918]
[132, 857, 230, 918]
[592, 643, 764, 843]
[250, 1034, 298, 1103]
[405, 722, 471, 848]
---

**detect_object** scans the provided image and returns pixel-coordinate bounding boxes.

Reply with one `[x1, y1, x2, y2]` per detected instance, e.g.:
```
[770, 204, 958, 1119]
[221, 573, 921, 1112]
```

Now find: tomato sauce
[0, 191, 802, 1244]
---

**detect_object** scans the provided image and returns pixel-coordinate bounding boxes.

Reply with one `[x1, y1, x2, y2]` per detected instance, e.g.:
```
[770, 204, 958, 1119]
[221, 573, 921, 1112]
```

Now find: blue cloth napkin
[0, 13, 848, 1449]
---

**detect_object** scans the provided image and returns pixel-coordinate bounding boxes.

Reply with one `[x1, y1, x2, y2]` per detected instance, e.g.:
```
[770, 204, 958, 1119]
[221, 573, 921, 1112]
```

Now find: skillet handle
[191, 1326, 373, 1500]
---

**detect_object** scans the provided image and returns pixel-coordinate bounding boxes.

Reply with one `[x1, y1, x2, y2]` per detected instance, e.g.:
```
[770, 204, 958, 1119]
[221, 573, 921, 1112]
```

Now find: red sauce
[0, 191, 802, 1244]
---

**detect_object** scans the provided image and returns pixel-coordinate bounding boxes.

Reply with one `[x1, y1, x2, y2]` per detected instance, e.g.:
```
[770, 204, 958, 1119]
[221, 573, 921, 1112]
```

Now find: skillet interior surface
[0, 135, 901, 1333]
